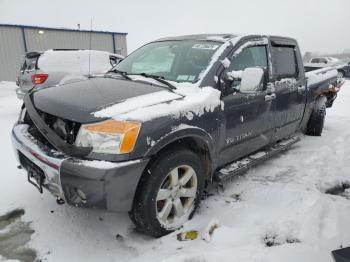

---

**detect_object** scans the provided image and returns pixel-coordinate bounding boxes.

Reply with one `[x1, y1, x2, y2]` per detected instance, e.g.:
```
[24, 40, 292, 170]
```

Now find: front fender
[145, 126, 216, 165]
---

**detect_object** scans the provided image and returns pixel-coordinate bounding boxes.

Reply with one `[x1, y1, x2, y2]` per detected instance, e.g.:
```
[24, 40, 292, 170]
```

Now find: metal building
[0, 24, 128, 81]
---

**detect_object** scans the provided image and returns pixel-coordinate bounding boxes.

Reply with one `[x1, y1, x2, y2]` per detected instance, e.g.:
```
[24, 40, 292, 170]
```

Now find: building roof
[0, 23, 127, 35]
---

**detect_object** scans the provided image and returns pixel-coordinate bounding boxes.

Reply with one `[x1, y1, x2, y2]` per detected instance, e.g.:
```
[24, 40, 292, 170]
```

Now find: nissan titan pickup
[12, 34, 342, 237]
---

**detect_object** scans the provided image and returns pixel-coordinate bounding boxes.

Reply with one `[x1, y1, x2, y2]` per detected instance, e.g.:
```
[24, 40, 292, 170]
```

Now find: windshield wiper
[106, 68, 131, 80]
[137, 73, 176, 92]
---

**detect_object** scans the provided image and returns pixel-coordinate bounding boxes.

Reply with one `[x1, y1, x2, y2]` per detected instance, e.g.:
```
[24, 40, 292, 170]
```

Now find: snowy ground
[0, 81, 350, 262]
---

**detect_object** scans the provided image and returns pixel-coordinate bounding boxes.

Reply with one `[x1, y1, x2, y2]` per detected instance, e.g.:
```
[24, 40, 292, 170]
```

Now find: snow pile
[93, 90, 182, 118]
[121, 84, 222, 121]
[94, 83, 223, 122]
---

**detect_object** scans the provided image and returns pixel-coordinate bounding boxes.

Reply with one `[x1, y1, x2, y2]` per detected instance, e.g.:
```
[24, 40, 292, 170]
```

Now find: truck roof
[155, 34, 297, 45]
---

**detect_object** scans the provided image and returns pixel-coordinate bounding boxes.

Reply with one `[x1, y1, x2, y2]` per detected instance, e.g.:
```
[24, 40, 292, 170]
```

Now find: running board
[214, 136, 301, 182]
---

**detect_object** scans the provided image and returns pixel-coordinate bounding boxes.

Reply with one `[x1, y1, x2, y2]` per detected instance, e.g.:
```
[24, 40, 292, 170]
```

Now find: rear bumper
[12, 123, 150, 212]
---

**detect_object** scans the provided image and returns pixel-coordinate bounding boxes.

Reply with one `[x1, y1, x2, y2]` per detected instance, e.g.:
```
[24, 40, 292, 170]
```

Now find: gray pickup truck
[12, 34, 340, 237]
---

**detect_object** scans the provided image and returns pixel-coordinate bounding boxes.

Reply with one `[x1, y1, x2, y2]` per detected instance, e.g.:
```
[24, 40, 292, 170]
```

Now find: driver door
[218, 40, 275, 166]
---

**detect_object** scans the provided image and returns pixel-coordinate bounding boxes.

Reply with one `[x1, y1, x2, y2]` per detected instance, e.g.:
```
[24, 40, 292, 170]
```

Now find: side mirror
[239, 67, 264, 93]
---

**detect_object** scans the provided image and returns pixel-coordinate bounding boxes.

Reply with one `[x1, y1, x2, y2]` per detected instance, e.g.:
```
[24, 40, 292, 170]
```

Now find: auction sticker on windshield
[192, 44, 219, 50]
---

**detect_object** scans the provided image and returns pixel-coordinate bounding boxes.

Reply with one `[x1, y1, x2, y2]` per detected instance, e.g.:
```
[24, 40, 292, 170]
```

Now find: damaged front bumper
[12, 123, 150, 212]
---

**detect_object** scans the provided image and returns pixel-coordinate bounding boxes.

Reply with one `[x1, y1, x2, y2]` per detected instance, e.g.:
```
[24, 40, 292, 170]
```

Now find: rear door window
[271, 46, 298, 79]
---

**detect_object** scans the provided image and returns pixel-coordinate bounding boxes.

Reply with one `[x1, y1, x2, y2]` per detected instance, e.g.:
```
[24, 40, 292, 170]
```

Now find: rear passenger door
[269, 39, 307, 142]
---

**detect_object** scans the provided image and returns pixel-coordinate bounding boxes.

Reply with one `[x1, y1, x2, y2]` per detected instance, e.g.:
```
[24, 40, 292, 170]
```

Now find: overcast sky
[0, 0, 349, 54]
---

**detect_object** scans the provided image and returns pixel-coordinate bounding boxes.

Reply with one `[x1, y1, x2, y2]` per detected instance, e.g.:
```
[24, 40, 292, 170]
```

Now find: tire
[130, 148, 205, 237]
[305, 97, 327, 136]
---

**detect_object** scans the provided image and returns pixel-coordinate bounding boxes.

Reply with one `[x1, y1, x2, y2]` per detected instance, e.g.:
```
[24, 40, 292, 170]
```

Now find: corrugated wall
[114, 34, 128, 56]
[0, 25, 127, 81]
[25, 29, 114, 52]
[0, 26, 26, 81]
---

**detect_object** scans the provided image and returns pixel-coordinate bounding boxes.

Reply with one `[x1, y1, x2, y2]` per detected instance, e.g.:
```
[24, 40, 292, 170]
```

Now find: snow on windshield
[38, 50, 114, 75]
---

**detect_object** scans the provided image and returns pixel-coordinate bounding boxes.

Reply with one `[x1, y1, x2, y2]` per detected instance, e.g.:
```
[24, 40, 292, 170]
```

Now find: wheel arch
[144, 127, 216, 181]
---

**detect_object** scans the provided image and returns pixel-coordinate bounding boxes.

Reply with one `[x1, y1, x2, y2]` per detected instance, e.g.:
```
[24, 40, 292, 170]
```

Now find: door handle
[265, 93, 276, 102]
[298, 86, 306, 93]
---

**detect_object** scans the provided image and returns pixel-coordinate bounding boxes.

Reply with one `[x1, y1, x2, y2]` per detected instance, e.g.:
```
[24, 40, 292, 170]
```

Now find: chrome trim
[12, 124, 66, 199]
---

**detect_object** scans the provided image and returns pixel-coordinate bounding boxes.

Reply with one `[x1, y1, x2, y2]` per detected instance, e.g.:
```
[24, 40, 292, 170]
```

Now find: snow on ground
[0, 81, 350, 262]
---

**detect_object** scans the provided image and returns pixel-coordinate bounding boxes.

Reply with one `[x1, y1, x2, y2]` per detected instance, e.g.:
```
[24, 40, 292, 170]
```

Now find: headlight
[75, 119, 141, 154]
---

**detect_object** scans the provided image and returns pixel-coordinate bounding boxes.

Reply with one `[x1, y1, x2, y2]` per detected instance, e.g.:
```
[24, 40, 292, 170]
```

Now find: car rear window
[37, 50, 113, 75]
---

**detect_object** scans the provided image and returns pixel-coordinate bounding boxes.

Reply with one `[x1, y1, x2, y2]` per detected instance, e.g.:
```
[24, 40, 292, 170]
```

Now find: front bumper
[12, 123, 150, 212]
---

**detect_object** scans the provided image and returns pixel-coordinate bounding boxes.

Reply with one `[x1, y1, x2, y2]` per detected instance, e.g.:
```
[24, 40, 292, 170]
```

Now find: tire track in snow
[0, 209, 37, 262]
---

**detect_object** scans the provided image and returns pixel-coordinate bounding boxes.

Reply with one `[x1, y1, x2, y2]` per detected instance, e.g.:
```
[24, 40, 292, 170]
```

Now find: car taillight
[31, 74, 48, 85]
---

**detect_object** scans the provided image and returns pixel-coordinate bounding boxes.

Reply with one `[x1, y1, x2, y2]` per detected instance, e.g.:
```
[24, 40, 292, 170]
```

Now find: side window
[229, 45, 268, 71]
[271, 46, 298, 80]
[227, 45, 268, 91]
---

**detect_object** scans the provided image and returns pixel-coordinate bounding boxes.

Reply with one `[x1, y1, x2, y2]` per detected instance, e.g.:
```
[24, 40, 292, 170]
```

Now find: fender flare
[144, 126, 217, 171]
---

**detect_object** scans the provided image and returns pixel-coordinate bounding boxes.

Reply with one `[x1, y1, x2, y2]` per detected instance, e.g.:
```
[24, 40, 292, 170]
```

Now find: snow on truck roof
[155, 34, 239, 42]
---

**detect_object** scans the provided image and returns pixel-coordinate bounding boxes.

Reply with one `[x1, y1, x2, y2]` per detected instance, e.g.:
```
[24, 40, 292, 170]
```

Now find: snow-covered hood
[93, 82, 223, 122]
[31, 77, 181, 123]
[32, 76, 223, 124]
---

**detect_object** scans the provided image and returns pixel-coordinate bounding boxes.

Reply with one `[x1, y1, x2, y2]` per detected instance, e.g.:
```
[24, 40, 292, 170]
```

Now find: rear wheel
[305, 97, 327, 136]
[130, 148, 205, 237]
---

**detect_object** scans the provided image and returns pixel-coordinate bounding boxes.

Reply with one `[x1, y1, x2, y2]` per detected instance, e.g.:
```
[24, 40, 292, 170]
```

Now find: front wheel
[130, 148, 205, 237]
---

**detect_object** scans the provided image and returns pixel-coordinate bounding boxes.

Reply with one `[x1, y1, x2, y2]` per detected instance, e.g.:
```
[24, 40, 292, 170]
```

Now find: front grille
[23, 108, 81, 150]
